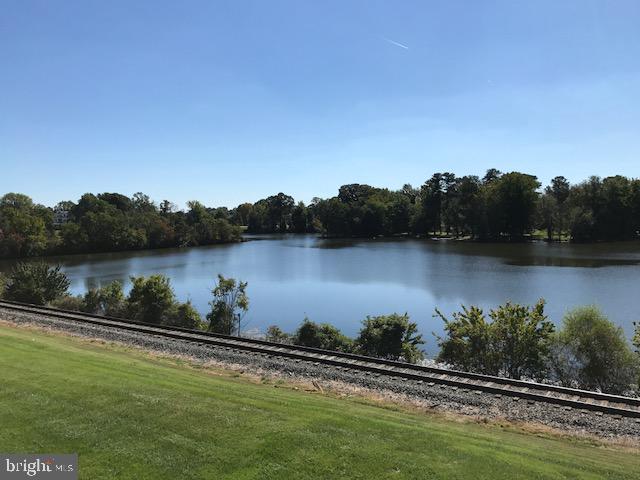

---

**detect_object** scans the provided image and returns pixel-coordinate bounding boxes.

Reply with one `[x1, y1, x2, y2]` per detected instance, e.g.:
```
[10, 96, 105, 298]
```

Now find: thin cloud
[381, 36, 409, 50]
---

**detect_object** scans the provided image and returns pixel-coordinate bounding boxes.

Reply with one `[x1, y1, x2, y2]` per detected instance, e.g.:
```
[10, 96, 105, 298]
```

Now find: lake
[2, 235, 639, 353]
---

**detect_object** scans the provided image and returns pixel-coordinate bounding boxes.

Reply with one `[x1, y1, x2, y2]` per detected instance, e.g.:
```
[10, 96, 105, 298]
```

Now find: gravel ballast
[2, 306, 639, 441]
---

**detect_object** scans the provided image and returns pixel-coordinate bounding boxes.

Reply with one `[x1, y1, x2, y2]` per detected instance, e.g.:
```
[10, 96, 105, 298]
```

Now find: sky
[1, 0, 639, 208]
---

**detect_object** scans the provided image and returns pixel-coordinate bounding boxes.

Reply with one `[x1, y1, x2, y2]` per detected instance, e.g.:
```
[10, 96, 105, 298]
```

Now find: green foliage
[124, 275, 203, 329]
[206, 275, 249, 335]
[0, 192, 241, 259]
[2, 262, 70, 305]
[548, 306, 638, 394]
[3, 170, 640, 260]
[126, 275, 177, 324]
[246, 193, 299, 233]
[82, 281, 126, 317]
[309, 171, 542, 240]
[436, 299, 554, 380]
[48, 275, 201, 329]
[0, 193, 51, 257]
[356, 313, 424, 363]
[49, 294, 84, 311]
[236, 170, 640, 242]
[434, 306, 494, 373]
[567, 176, 640, 242]
[487, 172, 541, 238]
[489, 300, 554, 379]
[292, 318, 353, 352]
[165, 301, 203, 330]
[265, 325, 291, 343]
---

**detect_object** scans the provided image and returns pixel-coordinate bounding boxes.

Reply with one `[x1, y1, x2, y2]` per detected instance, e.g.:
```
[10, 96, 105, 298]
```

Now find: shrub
[50, 294, 84, 311]
[126, 275, 177, 324]
[434, 305, 494, 373]
[357, 313, 424, 363]
[548, 306, 638, 394]
[165, 301, 203, 330]
[82, 281, 126, 317]
[292, 318, 353, 352]
[265, 325, 291, 344]
[2, 262, 70, 305]
[435, 299, 554, 380]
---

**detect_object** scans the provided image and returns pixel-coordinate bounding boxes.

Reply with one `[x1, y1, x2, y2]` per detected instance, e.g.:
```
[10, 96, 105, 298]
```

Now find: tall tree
[206, 275, 249, 335]
[489, 172, 541, 239]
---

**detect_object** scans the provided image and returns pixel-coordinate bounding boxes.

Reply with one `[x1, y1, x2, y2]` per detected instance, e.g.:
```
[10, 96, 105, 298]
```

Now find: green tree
[388, 194, 413, 234]
[547, 176, 570, 240]
[126, 275, 177, 324]
[457, 175, 482, 238]
[0, 193, 51, 257]
[50, 294, 84, 311]
[489, 300, 554, 379]
[206, 275, 249, 335]
[487, 172, 541, 239]
[548, 306, 638, 394]
[265, 325, 291, 343]
[292, 318, 353, 352]
[419, 174, 444, 236]
[291, 202, 309, 233]
[356, 313, 424, 363]
[313, 197, 350, 237]
[436, 300, 554, 380]
[434, 305, 495, 373]
[2, 262, 70, 305]
[165, 301, 203, 330]
[265, 193, 295, 232]
[538, 192, 558, 242]
[82, 281, 126, 317]
[97, 192, 134, 212]
[232, 203, 253, 226]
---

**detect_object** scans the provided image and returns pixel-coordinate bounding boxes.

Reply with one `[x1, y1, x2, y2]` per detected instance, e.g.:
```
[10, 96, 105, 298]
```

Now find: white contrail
[382, 36, 409, 50]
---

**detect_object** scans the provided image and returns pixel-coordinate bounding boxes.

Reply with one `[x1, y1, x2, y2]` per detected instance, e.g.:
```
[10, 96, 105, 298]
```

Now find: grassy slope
[0, 325, 637, 480]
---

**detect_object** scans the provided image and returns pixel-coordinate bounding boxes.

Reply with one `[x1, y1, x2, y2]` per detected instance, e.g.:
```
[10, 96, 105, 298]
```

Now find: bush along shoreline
[1, 262, 639, 396]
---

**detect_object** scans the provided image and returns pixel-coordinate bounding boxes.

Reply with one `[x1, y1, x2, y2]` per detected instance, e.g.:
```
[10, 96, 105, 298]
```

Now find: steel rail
[1, 299, 639, 419]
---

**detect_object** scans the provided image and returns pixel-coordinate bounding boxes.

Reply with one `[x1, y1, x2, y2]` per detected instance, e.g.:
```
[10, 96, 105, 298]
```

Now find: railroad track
[1, 299, 640, 419]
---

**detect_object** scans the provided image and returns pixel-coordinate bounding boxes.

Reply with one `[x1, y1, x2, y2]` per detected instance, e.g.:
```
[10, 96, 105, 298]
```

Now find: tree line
[0, 192, 241, 258]
[1, 263, 639, 395]
[241, 171, 640, 241]
[2, 170, 640, 258]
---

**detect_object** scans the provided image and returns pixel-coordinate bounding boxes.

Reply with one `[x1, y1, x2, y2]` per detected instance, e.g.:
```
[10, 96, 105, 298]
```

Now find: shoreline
[3, 232, 640, 262]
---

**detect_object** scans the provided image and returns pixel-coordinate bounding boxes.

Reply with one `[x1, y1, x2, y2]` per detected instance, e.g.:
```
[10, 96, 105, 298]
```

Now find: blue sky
[1, 0, 639, 208]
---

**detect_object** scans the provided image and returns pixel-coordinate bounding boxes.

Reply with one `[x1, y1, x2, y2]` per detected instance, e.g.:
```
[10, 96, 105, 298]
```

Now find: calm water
[2, 235, 640, 352]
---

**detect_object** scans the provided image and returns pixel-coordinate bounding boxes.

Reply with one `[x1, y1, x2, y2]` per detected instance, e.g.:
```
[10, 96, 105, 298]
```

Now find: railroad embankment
[2, 303, 640, 442]
[1, 322, 639, 479]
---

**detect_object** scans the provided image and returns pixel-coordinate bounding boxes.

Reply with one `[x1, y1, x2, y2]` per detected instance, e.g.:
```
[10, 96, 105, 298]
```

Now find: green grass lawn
[0, 324, 638, 480]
